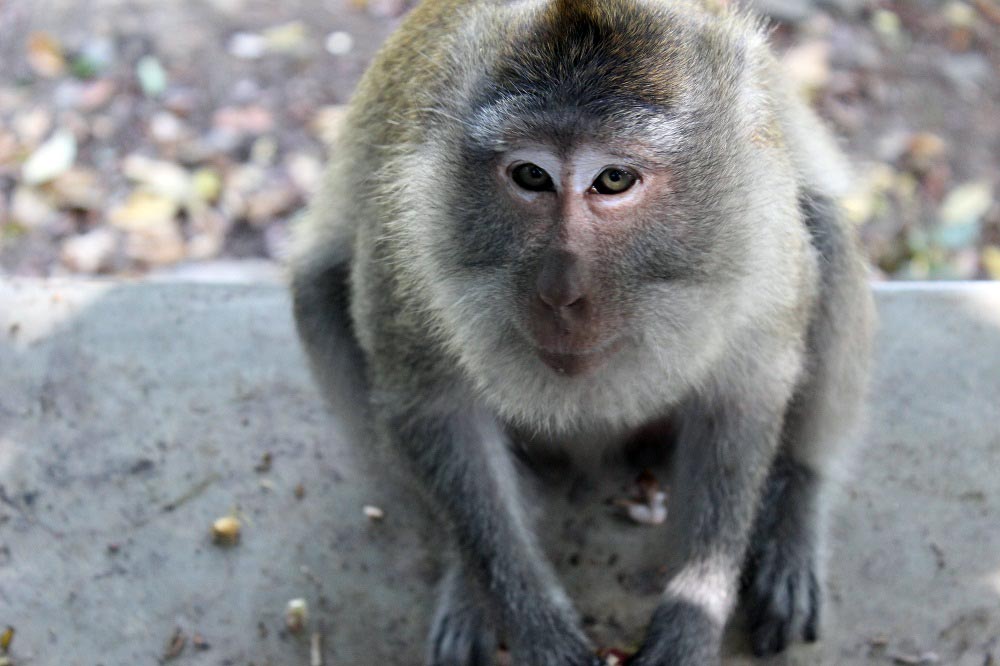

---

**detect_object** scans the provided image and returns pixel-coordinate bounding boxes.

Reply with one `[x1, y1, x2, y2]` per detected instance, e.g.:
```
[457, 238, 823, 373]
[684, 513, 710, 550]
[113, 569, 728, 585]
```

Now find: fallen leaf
[109, 191, 179, 231]
[27, 32, 66, 77]
[228, 32, 267, 60]
[10, 185, 57, 228]
[60, 228, 119, 273]
[22, 129, 77, 185]
[213, 105, 275, 136]
[981, 246, 1000, 279]
[77, 79, 117, 111]
[324, 31, 354, 56]
[262, 21, 309, 55]
[940, 181, 994, 227]
[310, 105, 348, 145]
[122, 155, 193, 204]
[45, 167, 105, 211]
[136, 55, 168, 97]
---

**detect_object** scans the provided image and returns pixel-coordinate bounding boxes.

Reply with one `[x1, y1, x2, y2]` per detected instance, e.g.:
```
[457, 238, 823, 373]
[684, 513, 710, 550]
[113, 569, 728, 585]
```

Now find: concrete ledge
[1, 280, 999, 665]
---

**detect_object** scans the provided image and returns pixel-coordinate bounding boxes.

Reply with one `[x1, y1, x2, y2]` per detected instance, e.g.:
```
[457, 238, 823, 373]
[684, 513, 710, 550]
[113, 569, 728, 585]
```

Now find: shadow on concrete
[0, 280, 999, 665]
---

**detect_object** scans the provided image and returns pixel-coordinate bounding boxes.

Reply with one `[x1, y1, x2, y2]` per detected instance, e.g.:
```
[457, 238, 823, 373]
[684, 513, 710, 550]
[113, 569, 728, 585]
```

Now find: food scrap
[310, 631, 323, 666]
[163, 627, 186, 660]
[615, 470, 668, 526]
[254, 451, 273, 473]
[597, 647, 635, 665]
[211, 515, 242, 546]
[285, 598, 309, 634]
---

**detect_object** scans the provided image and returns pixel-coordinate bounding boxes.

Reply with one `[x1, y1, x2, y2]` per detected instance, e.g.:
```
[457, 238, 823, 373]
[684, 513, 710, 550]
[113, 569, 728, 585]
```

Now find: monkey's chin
[535, 340, 623, 377]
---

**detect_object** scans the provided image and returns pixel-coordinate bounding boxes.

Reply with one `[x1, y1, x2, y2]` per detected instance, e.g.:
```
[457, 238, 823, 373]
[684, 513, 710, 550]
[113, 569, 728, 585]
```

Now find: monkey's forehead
[461, 0, 753, 150]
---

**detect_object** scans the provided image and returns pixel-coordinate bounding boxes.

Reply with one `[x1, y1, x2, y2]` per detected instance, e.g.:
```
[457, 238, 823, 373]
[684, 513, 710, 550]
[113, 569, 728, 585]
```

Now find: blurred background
[0, 0, 997, 281]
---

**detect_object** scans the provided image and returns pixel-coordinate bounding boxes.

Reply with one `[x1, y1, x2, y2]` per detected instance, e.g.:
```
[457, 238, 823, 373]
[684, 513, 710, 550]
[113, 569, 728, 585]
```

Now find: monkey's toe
[742, 547, 820, 657]
[428, 607, 496, 666]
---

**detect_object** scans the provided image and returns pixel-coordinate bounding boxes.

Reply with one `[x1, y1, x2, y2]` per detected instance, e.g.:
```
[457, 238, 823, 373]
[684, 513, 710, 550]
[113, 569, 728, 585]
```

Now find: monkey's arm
[377, 392, 601, 666]
[632, 344, 803, 666]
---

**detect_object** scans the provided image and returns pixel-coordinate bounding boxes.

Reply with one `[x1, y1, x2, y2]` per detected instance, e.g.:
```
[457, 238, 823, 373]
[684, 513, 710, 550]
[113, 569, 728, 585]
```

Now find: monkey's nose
[536, 249, 589, 316]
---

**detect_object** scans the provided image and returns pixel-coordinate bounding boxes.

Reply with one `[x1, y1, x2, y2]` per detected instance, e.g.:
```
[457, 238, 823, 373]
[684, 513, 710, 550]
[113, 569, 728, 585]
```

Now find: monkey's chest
[507, 415, 679, 472]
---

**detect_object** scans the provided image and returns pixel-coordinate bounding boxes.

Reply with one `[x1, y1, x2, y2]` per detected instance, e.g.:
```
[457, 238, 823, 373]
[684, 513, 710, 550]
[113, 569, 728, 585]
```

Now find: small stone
[363, 505, 385, 521]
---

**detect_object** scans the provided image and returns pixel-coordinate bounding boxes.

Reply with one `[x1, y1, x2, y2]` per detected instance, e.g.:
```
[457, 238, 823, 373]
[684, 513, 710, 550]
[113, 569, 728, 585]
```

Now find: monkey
[290, 0, 874, 664]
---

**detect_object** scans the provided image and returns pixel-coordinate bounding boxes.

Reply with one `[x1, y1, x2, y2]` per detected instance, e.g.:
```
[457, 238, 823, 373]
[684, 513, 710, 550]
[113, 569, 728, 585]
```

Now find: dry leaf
[981, 246, 1000, 279]
[27, 32, 66, 78]
[109, 191, 178, 231]
[22, 129, 77, 185]
[262, 21, 309, 55]
[60, 228, 119, 273]
[46, 167, 104, 211]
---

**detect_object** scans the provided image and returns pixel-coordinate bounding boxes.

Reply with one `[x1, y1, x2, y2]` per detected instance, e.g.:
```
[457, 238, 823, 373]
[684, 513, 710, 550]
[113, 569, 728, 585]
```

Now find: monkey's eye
[511, 163, 555, 192]
[592, 168, 637, 195]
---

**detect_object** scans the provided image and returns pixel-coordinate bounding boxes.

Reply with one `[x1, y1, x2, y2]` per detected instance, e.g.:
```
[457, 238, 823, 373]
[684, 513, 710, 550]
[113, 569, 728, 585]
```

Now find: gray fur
[290, 1, 873, 664]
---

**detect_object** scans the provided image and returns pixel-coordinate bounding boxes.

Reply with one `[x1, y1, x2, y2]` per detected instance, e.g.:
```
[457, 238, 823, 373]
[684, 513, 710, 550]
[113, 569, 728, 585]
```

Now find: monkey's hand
[740, 506, 821, 657]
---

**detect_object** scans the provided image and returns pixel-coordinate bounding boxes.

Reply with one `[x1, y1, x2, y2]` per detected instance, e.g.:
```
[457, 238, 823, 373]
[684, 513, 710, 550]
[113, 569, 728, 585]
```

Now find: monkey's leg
[427, 558, 497, 666]
[740, 192, 873, 657]
[380, 400, 601, 666]
[631, 351, 799, 666]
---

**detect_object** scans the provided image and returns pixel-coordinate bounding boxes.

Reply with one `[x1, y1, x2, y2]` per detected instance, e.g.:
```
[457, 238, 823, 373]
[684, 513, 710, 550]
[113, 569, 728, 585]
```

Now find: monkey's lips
[535, 338, 623, 376]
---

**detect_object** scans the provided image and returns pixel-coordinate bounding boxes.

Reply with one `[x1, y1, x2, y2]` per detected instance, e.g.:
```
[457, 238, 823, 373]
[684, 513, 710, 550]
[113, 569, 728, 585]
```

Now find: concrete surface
[0, 279, 999, 665]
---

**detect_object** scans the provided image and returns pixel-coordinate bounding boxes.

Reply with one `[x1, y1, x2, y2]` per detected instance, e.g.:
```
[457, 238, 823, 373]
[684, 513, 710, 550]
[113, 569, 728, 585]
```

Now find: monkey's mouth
[534, 338, 624, 377]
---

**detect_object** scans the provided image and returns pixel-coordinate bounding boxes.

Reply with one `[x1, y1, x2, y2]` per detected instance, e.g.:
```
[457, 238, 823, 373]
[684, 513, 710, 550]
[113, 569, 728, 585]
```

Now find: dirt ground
[0, 0, 999, 279]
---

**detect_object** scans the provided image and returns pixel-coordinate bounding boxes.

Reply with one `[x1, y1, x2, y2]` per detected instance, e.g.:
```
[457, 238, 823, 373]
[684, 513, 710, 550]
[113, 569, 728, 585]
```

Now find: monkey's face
[489, 144, 672, 377]
[419, 114, 772, 431]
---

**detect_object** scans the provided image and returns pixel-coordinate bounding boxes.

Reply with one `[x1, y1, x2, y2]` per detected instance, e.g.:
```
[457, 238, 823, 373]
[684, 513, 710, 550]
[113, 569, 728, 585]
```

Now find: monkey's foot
[628, 600, 721, 666]
[427, 604, 497, 666]
[741, 541, 821, 657]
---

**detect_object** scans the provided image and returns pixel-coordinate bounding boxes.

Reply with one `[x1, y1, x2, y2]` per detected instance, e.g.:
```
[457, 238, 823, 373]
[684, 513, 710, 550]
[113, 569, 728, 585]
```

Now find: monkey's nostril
[537, 289, 586, 313]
